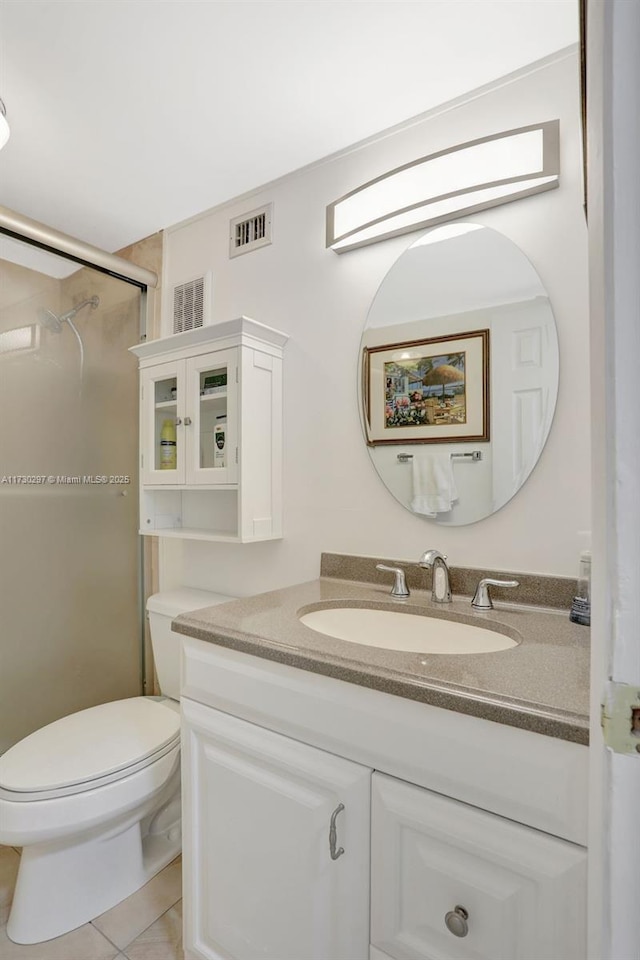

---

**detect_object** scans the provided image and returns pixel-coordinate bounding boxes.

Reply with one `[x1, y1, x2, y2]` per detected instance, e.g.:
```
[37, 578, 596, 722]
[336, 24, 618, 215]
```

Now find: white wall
[161, 48, 588, 596]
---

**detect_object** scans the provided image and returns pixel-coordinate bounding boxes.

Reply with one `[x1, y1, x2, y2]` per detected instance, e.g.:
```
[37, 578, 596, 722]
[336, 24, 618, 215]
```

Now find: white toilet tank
[146, 588, 235, 700]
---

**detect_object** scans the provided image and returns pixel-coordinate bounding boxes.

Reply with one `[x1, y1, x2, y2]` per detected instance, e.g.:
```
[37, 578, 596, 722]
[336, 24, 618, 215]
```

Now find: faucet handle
[471, 578, 519, 611]
[376, 564, 410, 599]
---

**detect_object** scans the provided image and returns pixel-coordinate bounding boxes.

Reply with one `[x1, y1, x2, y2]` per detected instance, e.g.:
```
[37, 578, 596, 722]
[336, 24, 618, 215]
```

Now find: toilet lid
[0, 697, 180, 795]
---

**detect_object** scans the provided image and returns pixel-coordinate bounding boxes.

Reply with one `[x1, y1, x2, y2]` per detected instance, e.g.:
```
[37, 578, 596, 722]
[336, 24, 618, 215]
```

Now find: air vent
[172, 275, 209, 334]
[229, 203, 273, 258]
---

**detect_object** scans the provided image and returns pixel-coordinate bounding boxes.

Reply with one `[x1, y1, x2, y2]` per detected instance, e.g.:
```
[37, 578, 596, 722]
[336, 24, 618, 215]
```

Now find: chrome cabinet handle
[184, 416, 192, 426]
[174, 417, 182, 426]
[329, 803, 345, 860]
[445, 905, 469, 937]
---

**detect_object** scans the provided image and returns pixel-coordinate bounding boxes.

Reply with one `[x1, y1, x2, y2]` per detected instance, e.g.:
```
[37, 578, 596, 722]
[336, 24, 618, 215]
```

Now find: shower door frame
[0, 203, 159, 697]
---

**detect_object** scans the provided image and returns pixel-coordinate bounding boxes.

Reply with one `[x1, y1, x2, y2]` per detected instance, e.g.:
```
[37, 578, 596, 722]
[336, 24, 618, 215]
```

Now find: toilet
[0, 587, 233, 945]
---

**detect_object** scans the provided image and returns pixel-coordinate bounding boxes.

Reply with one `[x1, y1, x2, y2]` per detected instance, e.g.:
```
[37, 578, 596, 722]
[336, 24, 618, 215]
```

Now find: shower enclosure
[0, 225, 155, 753]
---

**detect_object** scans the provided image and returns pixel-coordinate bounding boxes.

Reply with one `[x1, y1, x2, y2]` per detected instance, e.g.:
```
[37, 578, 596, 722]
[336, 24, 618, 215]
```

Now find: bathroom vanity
[174, 568, 589, 960]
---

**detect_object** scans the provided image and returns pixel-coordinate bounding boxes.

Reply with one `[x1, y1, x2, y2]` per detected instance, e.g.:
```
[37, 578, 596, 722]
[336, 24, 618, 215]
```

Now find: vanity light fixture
[0, 98, 10, 150]
[326, 120, 559, 253]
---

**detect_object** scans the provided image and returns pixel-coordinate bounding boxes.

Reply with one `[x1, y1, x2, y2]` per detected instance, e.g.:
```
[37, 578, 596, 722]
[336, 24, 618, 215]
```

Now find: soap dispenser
[570, 549, 591, 626]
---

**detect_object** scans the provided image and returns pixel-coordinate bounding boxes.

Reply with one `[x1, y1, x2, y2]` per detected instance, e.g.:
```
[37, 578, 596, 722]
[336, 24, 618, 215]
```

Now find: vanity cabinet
[181, 697, 371, 960]
[130, 317, 287, 541]
[180, 637, 589, 960]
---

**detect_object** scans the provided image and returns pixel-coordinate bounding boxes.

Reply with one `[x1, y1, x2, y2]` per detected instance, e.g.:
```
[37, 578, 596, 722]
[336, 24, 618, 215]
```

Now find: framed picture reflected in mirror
[364, 329, 489, 445]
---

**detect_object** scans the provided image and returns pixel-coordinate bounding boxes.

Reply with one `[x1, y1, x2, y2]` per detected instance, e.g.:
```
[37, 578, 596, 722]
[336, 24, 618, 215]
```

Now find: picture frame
[363, 329, 490, 445]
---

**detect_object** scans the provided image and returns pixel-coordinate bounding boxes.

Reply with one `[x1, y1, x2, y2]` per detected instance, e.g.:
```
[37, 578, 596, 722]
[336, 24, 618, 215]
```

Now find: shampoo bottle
[214, 416, 226, 468]
[160, 419, 177, 470]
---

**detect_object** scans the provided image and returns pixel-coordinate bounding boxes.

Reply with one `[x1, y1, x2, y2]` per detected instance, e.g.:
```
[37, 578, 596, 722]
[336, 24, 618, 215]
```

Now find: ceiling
[0, 0, 578, 260]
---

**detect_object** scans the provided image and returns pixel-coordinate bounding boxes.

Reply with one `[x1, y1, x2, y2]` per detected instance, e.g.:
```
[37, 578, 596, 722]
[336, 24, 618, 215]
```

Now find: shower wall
[0, 246, 150, 752]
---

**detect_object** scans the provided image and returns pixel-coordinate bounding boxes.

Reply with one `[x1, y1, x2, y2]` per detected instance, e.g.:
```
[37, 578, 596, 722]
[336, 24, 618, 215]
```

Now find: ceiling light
[0, 99, 10, 150]
[326, 121, 559, 253]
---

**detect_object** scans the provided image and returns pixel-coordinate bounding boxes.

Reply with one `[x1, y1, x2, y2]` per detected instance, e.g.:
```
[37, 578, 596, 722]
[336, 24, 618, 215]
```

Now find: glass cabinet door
[141, 360, 185, 484]
[186, 349, 238, 485]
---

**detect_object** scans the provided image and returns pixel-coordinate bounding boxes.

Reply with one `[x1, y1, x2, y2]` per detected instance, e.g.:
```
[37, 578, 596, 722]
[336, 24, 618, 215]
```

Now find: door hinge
[235, 366, 238, 384]
[235, 447, 238, 464]
[141, 454, 144, 468]
[601, 682, 640, 754]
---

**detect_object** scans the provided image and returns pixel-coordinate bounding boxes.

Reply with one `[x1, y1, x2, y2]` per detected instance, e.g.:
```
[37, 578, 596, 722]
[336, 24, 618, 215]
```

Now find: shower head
[38, 295, 100, 333]
[36, 296, 98, 398]
[38, 307, 63, 334]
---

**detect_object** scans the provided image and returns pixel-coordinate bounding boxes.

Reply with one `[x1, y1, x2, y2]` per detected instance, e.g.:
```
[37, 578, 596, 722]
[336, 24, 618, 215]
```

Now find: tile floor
[0, 845, 184, 959]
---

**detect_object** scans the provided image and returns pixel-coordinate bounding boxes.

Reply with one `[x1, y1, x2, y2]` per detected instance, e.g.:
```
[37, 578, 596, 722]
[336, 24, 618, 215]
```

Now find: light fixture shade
[326, 120, 560, 253]
[0, 100, 10, 150]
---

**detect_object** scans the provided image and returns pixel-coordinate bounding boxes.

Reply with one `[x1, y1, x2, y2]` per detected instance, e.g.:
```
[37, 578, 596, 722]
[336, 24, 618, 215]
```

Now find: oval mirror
[360, 223, 559, 525]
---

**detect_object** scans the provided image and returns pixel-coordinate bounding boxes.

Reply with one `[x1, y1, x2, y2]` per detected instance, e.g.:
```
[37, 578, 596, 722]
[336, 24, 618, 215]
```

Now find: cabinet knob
[444, 905, 469, 937]
[175, 417, 182, 426]
[184, 416, 192, 426]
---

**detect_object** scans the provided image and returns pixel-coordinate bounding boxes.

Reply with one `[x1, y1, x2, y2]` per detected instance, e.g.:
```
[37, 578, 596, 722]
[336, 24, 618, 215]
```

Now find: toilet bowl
[0, 587, 234, 945]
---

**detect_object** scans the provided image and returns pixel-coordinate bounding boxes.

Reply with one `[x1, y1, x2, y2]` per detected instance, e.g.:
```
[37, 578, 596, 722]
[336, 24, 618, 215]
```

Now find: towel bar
[397, 451, 482, 463]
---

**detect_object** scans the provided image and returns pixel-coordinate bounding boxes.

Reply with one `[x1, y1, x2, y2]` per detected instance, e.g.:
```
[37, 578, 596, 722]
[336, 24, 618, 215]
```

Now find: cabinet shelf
[200, 391, 227, 403]
[143, 483, 237, 492]
[200, 390, 227, 403]
[155, 400, 177, 409]
[138, 526, 246, 543]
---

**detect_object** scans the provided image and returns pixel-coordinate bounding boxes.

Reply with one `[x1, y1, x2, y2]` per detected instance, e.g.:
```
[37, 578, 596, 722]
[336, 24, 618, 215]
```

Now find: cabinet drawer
[371, 773, 586, 960]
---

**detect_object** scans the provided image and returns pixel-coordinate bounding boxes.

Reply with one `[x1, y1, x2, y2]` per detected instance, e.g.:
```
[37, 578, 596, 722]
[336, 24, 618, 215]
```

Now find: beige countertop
[173, 577, 590, 745]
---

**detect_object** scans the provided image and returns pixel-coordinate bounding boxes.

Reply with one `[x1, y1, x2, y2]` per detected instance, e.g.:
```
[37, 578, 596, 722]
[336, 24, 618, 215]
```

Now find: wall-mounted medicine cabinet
[130, 317, 287, 542]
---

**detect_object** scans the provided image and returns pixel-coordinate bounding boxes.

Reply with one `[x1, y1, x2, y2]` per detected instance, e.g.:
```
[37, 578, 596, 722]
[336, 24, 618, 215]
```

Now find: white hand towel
[410, 452, 459, 517]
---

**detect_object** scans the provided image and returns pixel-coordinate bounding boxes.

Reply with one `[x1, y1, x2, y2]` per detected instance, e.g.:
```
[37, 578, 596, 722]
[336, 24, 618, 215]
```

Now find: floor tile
[0, 919, 120, 960]
[92, 857, 182, 951]
[0, 844, 20, 926]
[124, 902, 183, 960]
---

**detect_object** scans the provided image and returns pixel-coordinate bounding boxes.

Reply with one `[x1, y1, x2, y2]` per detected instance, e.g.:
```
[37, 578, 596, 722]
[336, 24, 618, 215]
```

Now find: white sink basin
[299, 606, 518, 655]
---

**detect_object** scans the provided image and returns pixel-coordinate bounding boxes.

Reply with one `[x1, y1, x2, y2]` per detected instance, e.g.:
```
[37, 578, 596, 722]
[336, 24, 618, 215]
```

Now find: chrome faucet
[418, 550, 452, 603]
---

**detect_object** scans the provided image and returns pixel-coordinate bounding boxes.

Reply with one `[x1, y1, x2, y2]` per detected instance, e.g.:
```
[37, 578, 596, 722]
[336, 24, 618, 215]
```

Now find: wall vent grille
[172, 276, 205, 334]
[229, 203, 273, 258]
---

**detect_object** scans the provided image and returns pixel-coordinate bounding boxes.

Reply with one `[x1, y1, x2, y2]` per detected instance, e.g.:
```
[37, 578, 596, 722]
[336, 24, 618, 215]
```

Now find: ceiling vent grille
[229, 203, 273, 258]
[172, 275, 208, 334]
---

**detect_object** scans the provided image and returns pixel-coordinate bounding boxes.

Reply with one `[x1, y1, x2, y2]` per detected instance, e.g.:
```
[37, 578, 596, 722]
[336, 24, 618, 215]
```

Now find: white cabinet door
[371, 772, 587, 960]
[185, 348, 238, 486]
[140, 359, 185, 484]
[182, 697, 371, 960]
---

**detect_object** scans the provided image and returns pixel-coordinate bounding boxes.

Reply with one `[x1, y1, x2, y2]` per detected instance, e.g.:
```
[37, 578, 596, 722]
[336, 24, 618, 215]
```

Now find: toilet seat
[0, 697, 180, 802]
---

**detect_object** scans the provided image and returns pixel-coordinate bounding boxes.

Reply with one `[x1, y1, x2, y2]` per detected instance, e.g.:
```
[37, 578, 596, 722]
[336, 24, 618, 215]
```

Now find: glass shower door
[0, 241, 142, 753]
